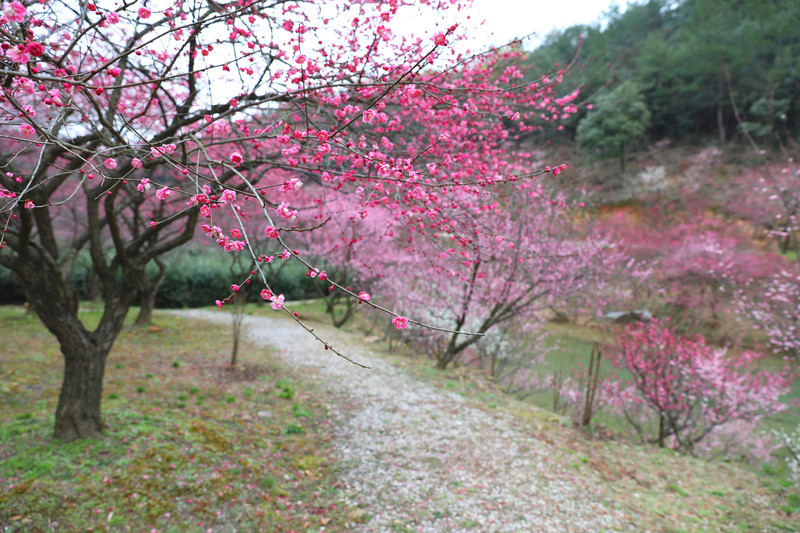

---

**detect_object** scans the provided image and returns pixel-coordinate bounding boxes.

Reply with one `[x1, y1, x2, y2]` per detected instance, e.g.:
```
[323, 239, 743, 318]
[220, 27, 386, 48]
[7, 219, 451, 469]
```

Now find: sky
[391, 0, 625, 51]
[471, 0, 623, 47]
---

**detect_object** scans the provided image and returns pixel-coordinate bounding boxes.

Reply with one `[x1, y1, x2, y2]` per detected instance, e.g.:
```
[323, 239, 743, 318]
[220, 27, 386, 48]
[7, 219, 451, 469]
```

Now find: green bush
[5, 245, 321, 308]
[153, 250, 320, 308]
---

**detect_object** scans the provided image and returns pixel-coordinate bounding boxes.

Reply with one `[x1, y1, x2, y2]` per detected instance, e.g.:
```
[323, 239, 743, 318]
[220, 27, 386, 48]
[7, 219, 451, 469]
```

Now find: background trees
[525, 0, 800, 146]
[576, 81, 650, 171]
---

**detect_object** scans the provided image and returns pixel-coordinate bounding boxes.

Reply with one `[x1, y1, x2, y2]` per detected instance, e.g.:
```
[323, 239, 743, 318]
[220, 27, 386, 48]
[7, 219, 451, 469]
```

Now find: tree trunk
[22, 263, 136, 441]
[25, 275, 119, 441]
[134, 258, 167, 326]
[619, 142, 625, 173]
[54, 333, 109, 440]
[435, 353, 452, 369]
[436, 346, 460, 369]
[230, 291, 247, 367]
[134, 290, 157, 326]
[717, 76, 726, 146]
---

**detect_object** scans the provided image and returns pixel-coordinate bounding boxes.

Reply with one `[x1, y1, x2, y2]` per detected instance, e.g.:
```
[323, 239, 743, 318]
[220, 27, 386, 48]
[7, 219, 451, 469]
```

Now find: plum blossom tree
[721, 160, 800, 356]
[0, 0, 582, 440]
[375, 183, 615, 369]
[608, 318, 790, 454]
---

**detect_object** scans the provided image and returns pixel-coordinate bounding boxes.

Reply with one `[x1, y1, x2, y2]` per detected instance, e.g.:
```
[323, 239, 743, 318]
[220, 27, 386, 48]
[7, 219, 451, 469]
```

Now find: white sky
[471, 0, 623, 46]
[391, 0, 625, 51]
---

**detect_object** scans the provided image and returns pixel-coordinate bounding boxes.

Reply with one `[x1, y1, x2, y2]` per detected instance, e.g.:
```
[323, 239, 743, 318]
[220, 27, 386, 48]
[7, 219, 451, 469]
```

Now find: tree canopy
[525, 0, 800, 145]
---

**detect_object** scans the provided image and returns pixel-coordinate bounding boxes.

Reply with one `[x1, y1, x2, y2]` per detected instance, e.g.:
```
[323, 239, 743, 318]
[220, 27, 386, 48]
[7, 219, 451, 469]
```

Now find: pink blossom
[138, 7, 151, 19]
[106, 12, 119, 24]
[3, 1, 26, 23]
[19, 124, 34, 136]
[276, 202, 298, 221]
[26, 42, 43, 57]
[131, 158, 143, 168]
[362, 109, 377, 124]
[270, 293, 285, 310]
[392, 316, 408, 329]
[215, 300, 223, 308]
[260, 289, 273, 300]
[222, 239, 245, 252]
[318, 271, 327, 281]
[104, 158, 117, 170]
[231, 284, 240, 293]
[358, 292, 370, 302]
[202, 224, 222, 239]
[7, 46, 30, 64]
[230, 228, 241, 239]
[219, 189, 236, 203]
[229, 151, 243, 165]
[155, 187, 173, 200]
[187, 194, 208, 206]
[23, 200, 34, 209]
[264, 226, 279, 239]
[279, 179, 303, 192]
[136, 178, 151, 192]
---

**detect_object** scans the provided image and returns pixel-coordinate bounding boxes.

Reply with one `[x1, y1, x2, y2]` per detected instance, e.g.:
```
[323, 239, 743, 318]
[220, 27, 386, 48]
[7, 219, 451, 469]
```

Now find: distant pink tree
[608, 319, 790, 454]
[375, 183, 616, 369]
[719, 160, 800, 357]
[723, 159, 800, 256]
[739, 268, 800, 358]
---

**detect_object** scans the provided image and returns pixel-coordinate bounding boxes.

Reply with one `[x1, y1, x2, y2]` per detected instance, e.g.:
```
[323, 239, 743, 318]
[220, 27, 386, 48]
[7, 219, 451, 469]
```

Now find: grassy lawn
[0, 306, 351, 532]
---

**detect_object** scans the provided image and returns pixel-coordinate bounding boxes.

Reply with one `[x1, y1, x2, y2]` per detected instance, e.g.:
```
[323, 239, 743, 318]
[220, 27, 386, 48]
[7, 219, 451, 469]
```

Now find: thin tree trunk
[717, 76, 726, 146]
[230, 291, 246, 367]
[581, 342, 602, 427]
[134, 258, 167, 326]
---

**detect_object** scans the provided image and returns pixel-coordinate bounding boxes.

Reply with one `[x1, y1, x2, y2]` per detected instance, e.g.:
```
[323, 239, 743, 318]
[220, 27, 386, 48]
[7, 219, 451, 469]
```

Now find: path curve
[173, 309, 627, 532]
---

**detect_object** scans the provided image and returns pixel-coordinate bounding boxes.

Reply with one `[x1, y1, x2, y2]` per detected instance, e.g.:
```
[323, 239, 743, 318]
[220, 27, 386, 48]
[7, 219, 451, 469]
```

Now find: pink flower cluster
[276, 202, 298, 221]
[3, 1, 26, 23]
[279, 178, 303, 192]
[391, 316, 408, 329]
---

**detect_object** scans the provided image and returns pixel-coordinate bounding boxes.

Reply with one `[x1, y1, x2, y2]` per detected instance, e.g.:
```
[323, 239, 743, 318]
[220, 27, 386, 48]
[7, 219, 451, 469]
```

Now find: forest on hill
[524, 0, 800, 152]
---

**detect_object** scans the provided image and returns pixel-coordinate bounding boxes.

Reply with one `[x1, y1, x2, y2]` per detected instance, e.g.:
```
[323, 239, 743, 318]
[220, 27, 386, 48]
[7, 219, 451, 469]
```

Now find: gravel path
[174, 309, 628, 532]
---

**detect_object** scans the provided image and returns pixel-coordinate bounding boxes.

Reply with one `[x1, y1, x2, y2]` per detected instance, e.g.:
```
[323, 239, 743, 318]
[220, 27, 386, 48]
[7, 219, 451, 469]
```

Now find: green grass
[0, 306, 348, 532]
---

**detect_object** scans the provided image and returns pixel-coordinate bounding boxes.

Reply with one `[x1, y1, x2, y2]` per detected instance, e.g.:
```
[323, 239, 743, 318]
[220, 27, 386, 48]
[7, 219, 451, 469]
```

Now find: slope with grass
[0, 306, 347, 531]
[175, 308, 800, 532]
[2, 305, 798, 532]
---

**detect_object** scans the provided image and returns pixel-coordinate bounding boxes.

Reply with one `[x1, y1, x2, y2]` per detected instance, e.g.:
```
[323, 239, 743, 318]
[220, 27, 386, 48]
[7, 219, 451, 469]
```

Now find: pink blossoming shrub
[607, 318, 790, 455]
